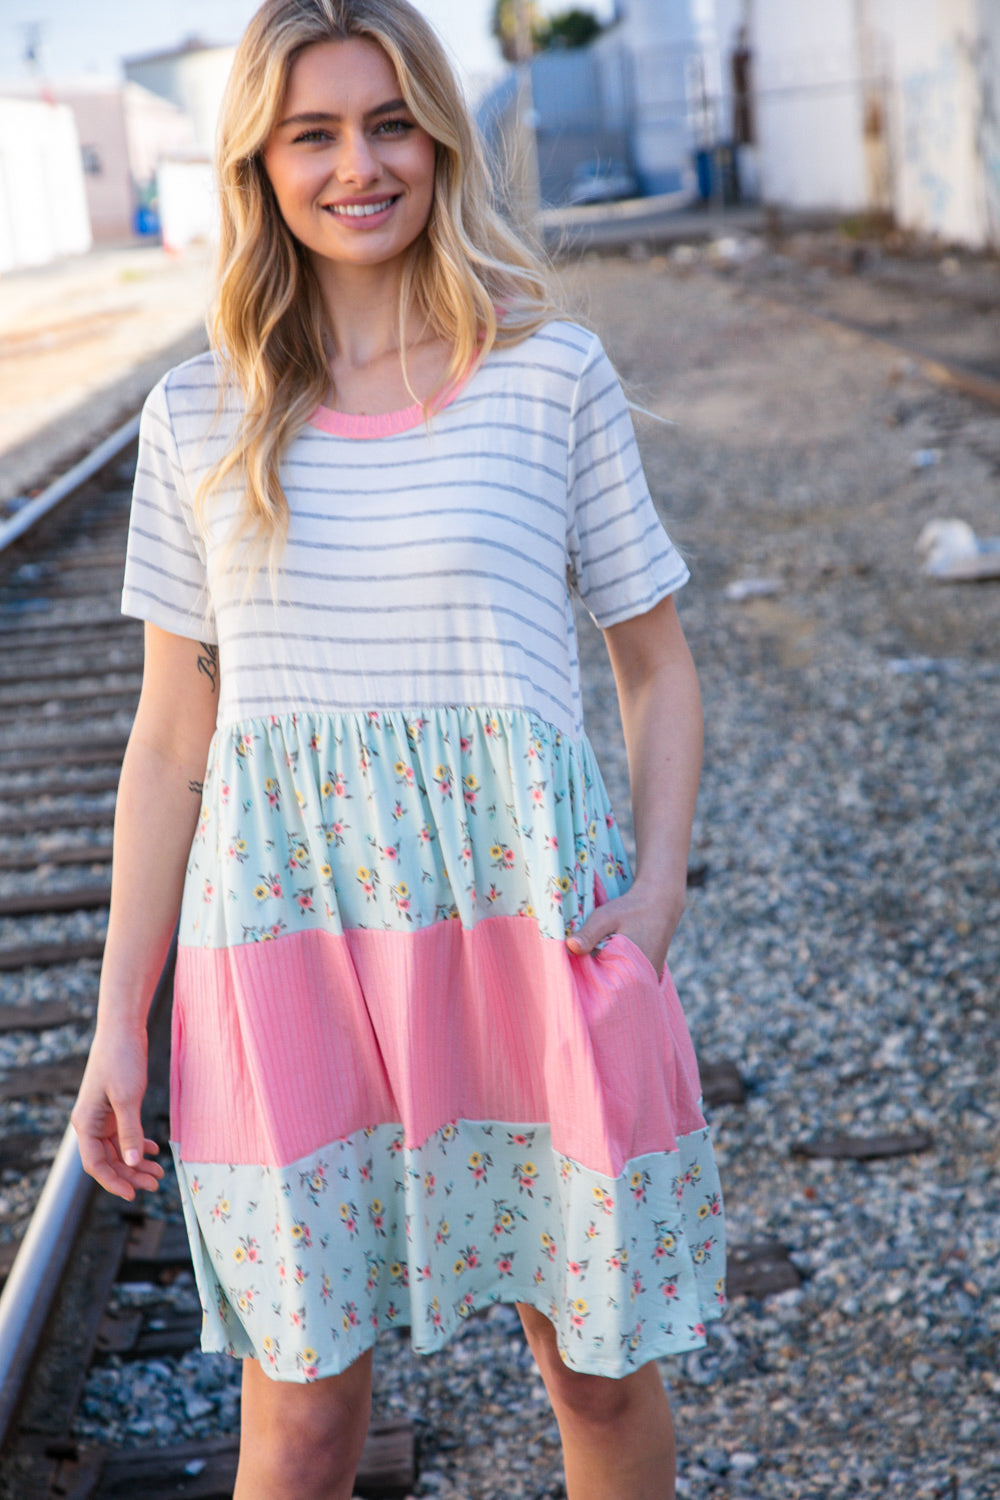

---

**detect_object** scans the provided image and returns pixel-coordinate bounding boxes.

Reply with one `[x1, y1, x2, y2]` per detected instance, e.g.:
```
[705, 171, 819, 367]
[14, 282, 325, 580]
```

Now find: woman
[72, 2, 725, 1496]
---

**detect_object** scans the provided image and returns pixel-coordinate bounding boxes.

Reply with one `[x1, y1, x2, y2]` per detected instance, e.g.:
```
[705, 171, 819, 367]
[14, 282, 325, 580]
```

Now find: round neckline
[308, 361, 474, 439]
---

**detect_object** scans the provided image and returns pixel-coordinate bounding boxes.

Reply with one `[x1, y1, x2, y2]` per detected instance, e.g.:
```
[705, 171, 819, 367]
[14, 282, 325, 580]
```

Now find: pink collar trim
[308, 362, 474, 439]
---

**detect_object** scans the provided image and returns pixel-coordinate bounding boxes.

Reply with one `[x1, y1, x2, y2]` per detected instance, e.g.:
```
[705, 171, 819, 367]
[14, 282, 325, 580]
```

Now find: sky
[0, 0, 614, 96]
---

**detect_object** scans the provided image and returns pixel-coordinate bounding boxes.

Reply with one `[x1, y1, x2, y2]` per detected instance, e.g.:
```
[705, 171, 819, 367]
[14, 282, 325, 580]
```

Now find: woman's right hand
[71, 1025, 164, 1201]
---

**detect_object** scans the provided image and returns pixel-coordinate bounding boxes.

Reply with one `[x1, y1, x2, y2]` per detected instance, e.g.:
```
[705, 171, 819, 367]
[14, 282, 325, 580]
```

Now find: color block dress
[122, 320, 726, 1382]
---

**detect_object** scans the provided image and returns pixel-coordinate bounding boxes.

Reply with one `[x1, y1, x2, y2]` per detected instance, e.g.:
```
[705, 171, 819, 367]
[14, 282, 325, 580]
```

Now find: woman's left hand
[565, 882, 686, 977]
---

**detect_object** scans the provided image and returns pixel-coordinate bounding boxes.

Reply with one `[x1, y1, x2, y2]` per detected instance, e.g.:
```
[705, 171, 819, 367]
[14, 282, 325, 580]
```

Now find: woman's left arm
[566, 594, 702, 974]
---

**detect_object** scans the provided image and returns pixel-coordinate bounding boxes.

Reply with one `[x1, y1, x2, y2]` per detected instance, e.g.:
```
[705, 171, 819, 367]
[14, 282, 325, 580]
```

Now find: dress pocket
[602, 930, 663, 987]
[590, 873, 665, 987]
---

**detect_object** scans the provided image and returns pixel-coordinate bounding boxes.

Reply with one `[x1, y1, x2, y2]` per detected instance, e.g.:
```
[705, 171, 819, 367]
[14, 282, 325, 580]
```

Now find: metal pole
[511, 0, 541, 230]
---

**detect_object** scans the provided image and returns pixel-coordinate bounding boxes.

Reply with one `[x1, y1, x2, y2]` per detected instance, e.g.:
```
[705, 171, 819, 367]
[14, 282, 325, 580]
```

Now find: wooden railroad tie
[1, 769, 122, 800]
[0, 1000, 82, 1034]
[699, 1059, 745, 1108]
[0, 807, 115, 837]
[791, 1130, 934, 1161]
[0, 843, 113, 874]
[1, 680, 141, 711]
[0, 884, 111, 918]
[0, 938, 106, 971]
[0, 738, 127, 769]
[725, 1240, 802, 1299]
[0, 1056, 87, 1098]
[54, 1420, 416, 1500]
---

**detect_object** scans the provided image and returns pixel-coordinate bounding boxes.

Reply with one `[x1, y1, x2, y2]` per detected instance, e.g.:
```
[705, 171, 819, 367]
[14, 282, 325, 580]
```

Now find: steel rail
[0, 419, 148, 1452]
[0, 943, 175, 1451]
[0, 1124, 91, 1447]
[0, 412, 140, 557]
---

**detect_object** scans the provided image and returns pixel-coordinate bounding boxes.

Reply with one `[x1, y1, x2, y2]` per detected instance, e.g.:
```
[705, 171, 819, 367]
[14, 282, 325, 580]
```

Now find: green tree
[492, 2, 605, 63]
[539, 9, 604, 49]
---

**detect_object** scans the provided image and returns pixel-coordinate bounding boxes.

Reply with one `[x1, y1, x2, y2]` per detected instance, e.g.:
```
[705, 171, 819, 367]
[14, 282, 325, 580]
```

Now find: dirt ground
[0, 243, 213, 508]
[562, 235, 1000, 663]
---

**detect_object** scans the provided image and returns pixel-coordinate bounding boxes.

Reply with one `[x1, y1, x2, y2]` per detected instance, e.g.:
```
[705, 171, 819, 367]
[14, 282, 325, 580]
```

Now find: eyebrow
[278, 98, 410, 128]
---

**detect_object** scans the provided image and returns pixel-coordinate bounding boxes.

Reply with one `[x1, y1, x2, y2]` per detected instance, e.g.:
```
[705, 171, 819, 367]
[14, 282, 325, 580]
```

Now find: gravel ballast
[47, 243, 1000, 1497]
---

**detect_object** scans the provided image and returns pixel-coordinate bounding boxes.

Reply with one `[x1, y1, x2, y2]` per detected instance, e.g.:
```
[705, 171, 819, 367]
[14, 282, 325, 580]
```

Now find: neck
[311, 254, 415, 369]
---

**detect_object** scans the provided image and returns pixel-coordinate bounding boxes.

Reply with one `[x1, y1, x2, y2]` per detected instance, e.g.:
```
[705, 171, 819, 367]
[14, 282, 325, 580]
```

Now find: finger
[136, 1139, 165, 1178]
[114, 1107, 148, 1170]
[108, 1137, 165, 1188]
[102, 1143, 164, 1195]
[83, 1140, 139, 1201]
[76, 1130, 162, 1199]
[133, 1162, 165, 1185]
[566, 912, 617, 955]
[126, 1169, 162, 1192]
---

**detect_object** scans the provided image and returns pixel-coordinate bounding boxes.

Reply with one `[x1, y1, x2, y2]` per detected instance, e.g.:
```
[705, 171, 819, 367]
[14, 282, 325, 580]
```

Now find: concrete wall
[0, 97, 91, 272]
[64, 88, 134, 240]
[877, 0, 993, 246]
[750, 0, 868, 212]
[477, 1, 704, 205]
[975, 0, 1000, 244]
[726, 0, 999, 246]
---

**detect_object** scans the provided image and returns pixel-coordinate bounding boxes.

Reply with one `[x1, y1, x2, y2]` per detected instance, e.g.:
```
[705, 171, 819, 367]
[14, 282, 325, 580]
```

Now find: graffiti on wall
[966, 25, 1000, 246]
[900, 18, 1000, 250]
[900, 42, 959, 230]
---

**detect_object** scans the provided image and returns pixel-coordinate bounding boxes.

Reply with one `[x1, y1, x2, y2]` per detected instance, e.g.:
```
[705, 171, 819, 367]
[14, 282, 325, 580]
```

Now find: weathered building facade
[709, 0, 1000, 248]
[482, 0, 999, 247]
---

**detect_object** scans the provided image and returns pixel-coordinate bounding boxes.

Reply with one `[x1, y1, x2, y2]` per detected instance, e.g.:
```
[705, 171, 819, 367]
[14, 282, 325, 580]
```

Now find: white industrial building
[2, 79, 198, 242]
[123, 40, 239, 250]
[0, 97, 91, 272]
[486, 0, 1000, 249]
[706, 0, 1000, 249]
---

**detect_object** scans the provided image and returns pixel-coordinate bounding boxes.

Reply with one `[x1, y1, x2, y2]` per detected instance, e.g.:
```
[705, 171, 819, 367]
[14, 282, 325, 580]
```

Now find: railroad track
[2, 239, 981, 1495]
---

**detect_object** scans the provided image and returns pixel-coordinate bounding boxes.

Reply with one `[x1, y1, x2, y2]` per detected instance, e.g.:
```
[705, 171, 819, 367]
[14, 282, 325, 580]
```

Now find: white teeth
[328, 198, 395, 217]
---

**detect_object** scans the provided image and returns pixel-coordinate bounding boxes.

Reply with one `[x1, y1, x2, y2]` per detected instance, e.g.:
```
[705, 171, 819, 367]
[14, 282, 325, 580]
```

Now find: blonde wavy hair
[201, 0, 559, 570]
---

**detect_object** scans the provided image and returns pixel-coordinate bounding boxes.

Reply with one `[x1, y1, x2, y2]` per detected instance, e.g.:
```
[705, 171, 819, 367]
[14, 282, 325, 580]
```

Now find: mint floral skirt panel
[172, 707, 726, 1381]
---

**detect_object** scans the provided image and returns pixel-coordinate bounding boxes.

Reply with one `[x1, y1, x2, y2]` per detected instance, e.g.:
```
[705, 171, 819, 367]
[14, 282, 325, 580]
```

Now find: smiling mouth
[325, 196, 400, 218]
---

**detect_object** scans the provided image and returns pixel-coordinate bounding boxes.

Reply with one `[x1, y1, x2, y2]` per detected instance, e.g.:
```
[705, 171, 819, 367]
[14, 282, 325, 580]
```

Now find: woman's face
[263, 38, 436, 277]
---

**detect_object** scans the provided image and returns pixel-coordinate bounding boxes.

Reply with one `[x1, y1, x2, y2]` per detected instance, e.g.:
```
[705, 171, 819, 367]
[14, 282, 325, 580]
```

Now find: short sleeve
[565, 335, 689, 628]
[121, 375, 217, 643]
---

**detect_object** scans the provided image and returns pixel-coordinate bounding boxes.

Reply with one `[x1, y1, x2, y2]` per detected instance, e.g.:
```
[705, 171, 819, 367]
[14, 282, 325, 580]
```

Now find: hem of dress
[197, 1286, 725, 1384]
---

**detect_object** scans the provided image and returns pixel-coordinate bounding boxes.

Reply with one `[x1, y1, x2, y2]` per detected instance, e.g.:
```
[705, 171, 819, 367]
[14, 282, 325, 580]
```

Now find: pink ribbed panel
[172, 917, 706, 1178]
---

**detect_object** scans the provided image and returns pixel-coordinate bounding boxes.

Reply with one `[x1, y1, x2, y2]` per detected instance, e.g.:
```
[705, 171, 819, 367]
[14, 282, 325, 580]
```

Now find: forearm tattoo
[197, 642, 219, 694]
[187, 643, 218, 795]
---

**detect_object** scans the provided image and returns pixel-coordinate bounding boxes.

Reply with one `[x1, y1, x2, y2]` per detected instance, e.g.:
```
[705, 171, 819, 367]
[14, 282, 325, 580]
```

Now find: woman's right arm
[71, 623, 220, 1200]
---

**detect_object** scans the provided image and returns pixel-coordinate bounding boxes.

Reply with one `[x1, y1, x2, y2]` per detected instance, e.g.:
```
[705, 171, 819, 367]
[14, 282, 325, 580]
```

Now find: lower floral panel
[174, 1117, 726, 1382]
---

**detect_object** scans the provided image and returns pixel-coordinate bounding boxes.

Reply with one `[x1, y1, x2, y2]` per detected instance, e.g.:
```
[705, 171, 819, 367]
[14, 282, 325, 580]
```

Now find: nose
[336, 127, 380, 187]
